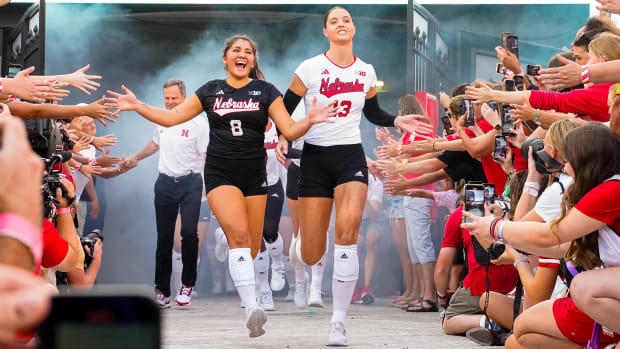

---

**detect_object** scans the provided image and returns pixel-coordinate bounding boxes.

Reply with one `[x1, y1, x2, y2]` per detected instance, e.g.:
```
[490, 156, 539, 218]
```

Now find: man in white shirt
[132, 79, 209, 308]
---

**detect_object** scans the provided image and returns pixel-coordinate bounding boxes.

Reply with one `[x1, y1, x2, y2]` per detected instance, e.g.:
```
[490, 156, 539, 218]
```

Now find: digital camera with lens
[521, 138, 564, 174]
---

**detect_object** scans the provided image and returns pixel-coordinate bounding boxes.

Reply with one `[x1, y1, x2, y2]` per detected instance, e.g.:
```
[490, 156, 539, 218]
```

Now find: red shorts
[553, 297, 620, 346]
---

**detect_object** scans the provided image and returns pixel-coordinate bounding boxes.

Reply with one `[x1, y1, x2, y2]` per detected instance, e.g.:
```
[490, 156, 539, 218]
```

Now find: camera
[487, 242, 506, 260]
[521, 138, 564, 174]
[81, 229, 104, 268]
[25, 119, 63, 159]
[41, 152, 73, 219]
[526, 65, 540, 76]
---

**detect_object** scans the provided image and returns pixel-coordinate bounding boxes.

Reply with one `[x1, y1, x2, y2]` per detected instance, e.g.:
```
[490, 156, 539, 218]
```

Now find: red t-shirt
[476, 119, 508, 192]
[38, 219, 69, 273]
[575, 180, 620, 232]
[529, 83, 613, 122]
[402, 131, 434, 190]
[441, 207, 518, 295]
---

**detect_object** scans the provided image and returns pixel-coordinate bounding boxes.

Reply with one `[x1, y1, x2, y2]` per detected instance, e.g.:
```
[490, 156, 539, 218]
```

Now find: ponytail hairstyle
[222, 35, 265, 81]
[397, 94, 431, 124]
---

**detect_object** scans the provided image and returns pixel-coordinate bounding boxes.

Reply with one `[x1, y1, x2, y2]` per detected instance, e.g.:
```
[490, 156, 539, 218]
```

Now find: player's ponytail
[222, 34, 265, 81]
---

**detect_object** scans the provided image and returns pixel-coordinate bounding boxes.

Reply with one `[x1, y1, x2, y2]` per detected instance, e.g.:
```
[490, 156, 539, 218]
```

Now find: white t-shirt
[264, 123, 280, 186]
[363, 175, 383, 219]
[73, 145, 96, 204]
[534, 173, 573, 222]
[294, 53, 376, 146]
[153, 115, 209, 177]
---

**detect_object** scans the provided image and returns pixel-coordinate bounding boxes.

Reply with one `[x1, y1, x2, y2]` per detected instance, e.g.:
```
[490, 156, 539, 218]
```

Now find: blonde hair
[545, 119, 581, 162]
[588, 32, 620, 62]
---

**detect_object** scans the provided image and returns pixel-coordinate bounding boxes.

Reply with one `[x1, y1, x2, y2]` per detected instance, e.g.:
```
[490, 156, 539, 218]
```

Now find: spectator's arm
[434, 247, 457, 297]
[53, 213, 81, 272]
[66, 239, 101, 289]
[456, 127, 496, 159]
[6, 99, 116, 127]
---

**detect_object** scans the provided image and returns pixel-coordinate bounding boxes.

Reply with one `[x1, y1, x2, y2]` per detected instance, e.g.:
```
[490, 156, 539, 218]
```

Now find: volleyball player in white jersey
[281, 7, 425, 346]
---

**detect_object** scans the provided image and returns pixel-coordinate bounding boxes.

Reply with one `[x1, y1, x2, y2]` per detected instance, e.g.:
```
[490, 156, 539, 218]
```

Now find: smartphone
[496, 63, 505, 74]
[501, 105, 516, 136]
[464, 183, 485, 223]
[8, 63, 22, 78]
[526, 64, 540, 76]
[487, 101, 497, 111]
[38, 293, 160, 349]
[502, 32, 513, 48]
[441, 115, 454, 135]
[505, 35, 519, 58]
[484, 183, 496, 205]
[504, 79, 515, 92]
[462, 99, 475, 126]
[601, 11, 612, 17]
[493, 134, 508, 161]
[513, 75, 524, 91]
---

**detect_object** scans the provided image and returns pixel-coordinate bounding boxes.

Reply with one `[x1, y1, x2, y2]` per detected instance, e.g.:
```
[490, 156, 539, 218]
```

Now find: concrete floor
[162, 296, 490, 349]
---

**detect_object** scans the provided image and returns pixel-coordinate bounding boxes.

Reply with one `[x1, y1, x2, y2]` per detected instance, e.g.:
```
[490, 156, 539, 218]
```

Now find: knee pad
[265, 233, 283, 257]
[263, 221, 279, 243]
[295, 237, 309, 266]
[253, 250, 269, 274]
[333, 245, 359, 282]
[228, 248, 255, 287]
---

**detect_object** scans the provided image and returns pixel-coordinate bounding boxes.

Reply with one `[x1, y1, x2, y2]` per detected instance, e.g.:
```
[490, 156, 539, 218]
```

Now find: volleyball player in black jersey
[107, 35, 336, 338]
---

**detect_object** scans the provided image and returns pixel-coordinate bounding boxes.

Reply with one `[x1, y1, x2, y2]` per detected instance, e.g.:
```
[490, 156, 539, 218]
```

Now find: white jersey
[153, 115, 209, 177]
[294, 53, 376, 146]
[264, 123, 280, 186]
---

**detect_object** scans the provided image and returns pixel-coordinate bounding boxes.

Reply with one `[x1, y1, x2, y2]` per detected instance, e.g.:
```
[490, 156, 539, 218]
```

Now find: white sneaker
[246, 306, 267, 338]
[288, 233, 304, 269]
[308, 286, 324, 308]
[285, 287, 295, 302]
[155, 293, 170, 309]
[214, 228, 229, 262]
[258, 292, 275, 311]
[327, 320, 347, 346]
[175, 285, 193, 306]
[270, 268, 286, 292]
[294, 272, 308, 308]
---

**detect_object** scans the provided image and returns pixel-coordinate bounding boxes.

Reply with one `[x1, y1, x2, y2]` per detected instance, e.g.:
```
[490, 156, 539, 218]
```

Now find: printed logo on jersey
[321, 69, 330, 75]
[356, 70, 366, 77]
[320, 78, 364, 98]
[264, 139, 278, 150]
[181, 129, 189, 138]
[213, 97, 260, 117]
[248, 90, 261, 96]
[216, 89, 225, 95]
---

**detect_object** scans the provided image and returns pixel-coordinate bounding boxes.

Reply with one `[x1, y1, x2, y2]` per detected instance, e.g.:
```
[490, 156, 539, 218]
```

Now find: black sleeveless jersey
[195, 79, 281, 159]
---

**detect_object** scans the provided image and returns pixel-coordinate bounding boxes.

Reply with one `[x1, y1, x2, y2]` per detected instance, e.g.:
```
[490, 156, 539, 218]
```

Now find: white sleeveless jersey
[294, 53, 376, 146]
[264, 123, 280, 186]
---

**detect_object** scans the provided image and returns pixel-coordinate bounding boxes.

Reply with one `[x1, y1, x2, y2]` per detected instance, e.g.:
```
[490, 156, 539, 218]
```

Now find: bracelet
[432, 140, 436, 152]
[74, 163, 81, 171]
[523, 187, 539, 197]
[88, 158, 97, 165]
[401, 158, 408, 165]
[489, 218, 499, 240]
[56, 207, 71, 215]
[533, 109, 540, 123]
[498, 220, 507, 241]
[406, 189, 413, 196]
[581, 65, 590, 84]
[524, 181, 541, 191]
[397, 144, 402, 155]
[53, 75, 60, 85]
[0, 213, 43, 267]
[90, 135, 95, 144]
[513, 257, 529, 268]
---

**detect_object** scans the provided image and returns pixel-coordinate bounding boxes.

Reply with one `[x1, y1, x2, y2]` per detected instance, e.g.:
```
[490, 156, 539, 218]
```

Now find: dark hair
[398, 94, 431, 124]
[163, 78, 186, 95]
[222, 35, 265, 81]
[508, 171, 528, 219]
[552, 124, 620, 269]
[324, 6, 350, 28]
[450, 83, 469, 97]
[548, 51, 575, 68]
[449, 94, 465, 116]
[573, 17, 611, 49]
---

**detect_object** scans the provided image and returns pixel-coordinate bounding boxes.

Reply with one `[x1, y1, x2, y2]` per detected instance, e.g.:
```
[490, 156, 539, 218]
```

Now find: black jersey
[195, 79, 281, 160]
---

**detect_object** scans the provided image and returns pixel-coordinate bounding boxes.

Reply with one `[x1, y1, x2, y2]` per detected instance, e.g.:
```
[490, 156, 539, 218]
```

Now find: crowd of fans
[2, 0, 620, 348]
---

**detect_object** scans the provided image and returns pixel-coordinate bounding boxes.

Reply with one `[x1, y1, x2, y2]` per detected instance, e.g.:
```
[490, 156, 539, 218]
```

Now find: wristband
[533, 109, 540, 123]
[489, 218, 499, 240]
[581, 65, 590, 85]
[397, 144, 402, 155]
[523, 187, 539, 197]
[53, 75, 60, 85]
[513, 257, 529, 268]
[0, 213, 43, 267]
[401, 158, 408, 165]
[74, 163, 81, 171]
[90, 135, 95, 144]
[524, 181, 540, 191]
[88, 158, 97, 165]
[498, 220, 507, 241]
[56, 207, 71, 215]
[432, 140, 437, 152]
[406, 189, 413, 196]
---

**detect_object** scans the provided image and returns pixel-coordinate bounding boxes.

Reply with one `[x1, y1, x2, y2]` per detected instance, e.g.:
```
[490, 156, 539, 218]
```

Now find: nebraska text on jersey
[320, 78, 364, 98]
[213, 97, 260, 117]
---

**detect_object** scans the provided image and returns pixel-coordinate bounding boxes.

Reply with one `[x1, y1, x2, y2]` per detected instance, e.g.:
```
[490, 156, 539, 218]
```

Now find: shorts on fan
[299, 143, 368, 198]
[553, 297, 620, 346]
[204, 156, 267, 197]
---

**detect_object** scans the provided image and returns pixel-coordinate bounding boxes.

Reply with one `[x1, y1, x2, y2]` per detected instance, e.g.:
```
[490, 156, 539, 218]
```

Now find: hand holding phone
[501, 105, 516, 136]
[462, 99, 475, 126]
[464, 183, 485, 223]
[526, 64, 541, 76]
[493, 135, 508, 161]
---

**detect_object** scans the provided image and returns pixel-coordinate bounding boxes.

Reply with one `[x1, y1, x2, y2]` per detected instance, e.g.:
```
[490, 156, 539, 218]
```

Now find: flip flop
[405, 299, 438, 312]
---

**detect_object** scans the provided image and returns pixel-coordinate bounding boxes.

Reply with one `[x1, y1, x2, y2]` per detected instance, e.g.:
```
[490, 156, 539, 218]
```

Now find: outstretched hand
[65, 64, 102, 95]
[307, 97, 338, 124]
[394, 114, 433, 135]
[538, 54, 582, 90]
[105, 85, 140, 115]
[85, 97, 119, 127]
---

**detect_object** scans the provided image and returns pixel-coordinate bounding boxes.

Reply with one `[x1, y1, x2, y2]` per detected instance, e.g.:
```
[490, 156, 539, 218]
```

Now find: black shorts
[286, 162, 301, 200]
[204, 156, 267, 197]
[299, 143, 368, 198]
[199, 200, 212, 222]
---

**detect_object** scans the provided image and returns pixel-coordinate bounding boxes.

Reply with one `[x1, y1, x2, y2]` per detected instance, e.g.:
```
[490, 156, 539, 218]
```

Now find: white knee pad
[265, 233, 283, 258]
[228, 248, 255, 287]
[172, 250, 183, 273]
[253, 251, 269, 274]
[333, 245, 359, 282]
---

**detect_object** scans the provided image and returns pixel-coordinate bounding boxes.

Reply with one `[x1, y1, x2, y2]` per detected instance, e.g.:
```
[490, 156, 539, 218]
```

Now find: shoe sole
[308, 300, 324, 308]
[361, 294, 375, 305]
[176, 301, 191, 306]
[326, 339, 347, 346]
[247, 308, 267, 338]
[465, 328, 496, 346]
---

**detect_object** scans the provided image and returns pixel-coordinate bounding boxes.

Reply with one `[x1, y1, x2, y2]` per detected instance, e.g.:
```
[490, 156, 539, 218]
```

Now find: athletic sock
[228, 248, 256, 310]
[265, 234, 284, 271]
[331, 245, 359, 324]
[253, 251, 270, 293]
[284, 256, 295, 286]
[172, 250, 183, 293]
[311, 251, 328, 291]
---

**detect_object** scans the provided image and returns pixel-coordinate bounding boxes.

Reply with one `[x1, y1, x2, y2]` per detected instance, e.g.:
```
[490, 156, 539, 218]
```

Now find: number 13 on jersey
[335, 100, 351, 117]
[230, 120, 243, 136]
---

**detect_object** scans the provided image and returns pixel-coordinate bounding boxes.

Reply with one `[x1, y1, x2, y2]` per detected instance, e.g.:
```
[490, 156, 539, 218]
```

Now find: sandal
[399, 297, 422, 309]
[390, 296, 416, 308]
[405, 299, 438, 312]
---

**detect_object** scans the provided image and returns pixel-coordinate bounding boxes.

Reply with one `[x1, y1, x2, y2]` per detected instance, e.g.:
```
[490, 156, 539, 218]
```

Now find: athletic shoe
[285, 287, 295, 302]
[361, 286, 375, 305]
[270, 268, 286, 292]
[155, 293, 170, 309]
[294, 273, 308, 308]
[176, 285, 193, 306]
[465, 317, 504, 346]
[214, 227, 229, 262]
[288, 233, 304, 269]
[350, 289, 362, 304]
[308, 286, 324, 308]
[246, 306, 267, 338]
[258, 292, 275, 311]
[326, 320, 347, 346]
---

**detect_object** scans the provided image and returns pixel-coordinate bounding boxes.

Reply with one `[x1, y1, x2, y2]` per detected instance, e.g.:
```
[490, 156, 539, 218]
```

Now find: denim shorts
[390, 195, 405, 219]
